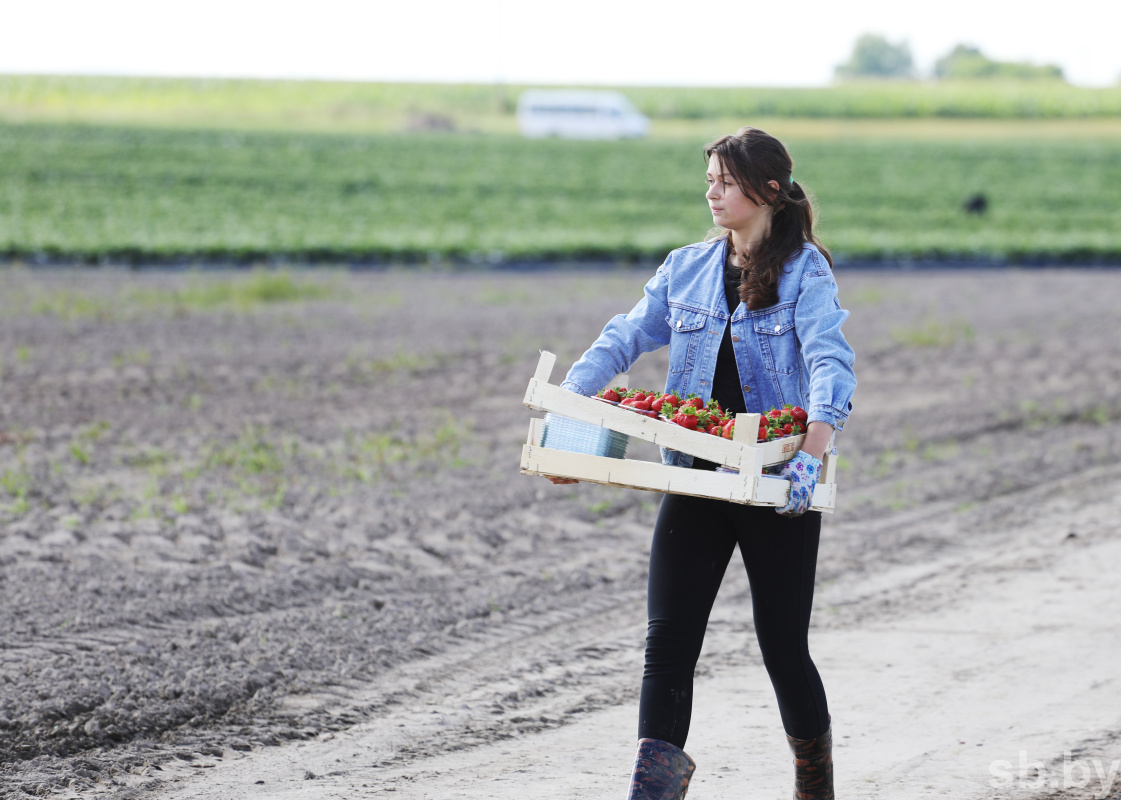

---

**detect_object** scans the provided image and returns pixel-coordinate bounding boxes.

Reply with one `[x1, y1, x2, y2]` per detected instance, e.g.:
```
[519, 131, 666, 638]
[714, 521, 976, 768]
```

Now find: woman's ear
[767, 179, 781, 196]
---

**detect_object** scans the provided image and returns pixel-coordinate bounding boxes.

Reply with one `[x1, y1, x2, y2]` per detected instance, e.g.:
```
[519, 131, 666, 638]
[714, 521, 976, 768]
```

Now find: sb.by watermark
[990, 751, 1120, 796]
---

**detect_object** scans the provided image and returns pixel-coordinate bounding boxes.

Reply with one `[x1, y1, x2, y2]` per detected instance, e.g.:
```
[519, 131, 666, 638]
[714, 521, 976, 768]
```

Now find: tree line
[836, 35, 1068, 81]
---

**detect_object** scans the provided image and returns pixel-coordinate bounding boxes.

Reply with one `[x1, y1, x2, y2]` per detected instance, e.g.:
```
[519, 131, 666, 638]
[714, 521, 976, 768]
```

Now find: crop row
[1, 123, 1119, 263]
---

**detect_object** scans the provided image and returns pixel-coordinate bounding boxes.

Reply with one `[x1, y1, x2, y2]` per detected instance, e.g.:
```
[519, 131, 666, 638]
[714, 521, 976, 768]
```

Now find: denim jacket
[560, 238, 856, 468]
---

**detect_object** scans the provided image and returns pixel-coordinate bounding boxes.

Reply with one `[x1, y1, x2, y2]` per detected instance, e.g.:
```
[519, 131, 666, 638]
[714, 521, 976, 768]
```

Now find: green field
[5, 75, 1121, 136]
[2, 121, 1119, 263]
[2, 75, 1120, 264]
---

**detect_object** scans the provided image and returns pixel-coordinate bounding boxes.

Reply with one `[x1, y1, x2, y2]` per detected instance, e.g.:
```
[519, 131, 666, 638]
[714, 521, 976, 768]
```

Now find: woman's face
[705, 154, 776, 233]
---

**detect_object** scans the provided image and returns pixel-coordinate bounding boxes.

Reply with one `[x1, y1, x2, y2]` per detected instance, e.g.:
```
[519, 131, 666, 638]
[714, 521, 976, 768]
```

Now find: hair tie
[790, 175, 795, 184]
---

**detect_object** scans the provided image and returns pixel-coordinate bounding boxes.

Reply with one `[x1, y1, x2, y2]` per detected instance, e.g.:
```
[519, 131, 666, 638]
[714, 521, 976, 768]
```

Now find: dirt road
[142, 465, 1121, 799]
[1, 268, 1120, 798]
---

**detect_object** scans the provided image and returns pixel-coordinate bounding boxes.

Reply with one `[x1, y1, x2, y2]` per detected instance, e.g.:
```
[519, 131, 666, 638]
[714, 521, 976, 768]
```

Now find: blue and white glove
[777, 450, 822, 517]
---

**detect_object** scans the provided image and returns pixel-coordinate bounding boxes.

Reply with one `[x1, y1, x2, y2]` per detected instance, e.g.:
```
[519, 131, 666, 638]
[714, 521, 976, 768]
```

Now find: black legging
[637, 490, 830, 747]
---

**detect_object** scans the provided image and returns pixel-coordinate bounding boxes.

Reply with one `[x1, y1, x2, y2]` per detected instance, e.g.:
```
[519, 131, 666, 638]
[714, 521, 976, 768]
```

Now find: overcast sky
[5, 0, 1118, 87]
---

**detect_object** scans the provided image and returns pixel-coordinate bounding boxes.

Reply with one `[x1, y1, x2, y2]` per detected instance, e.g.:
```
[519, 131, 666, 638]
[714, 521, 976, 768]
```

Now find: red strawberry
[672, 410, 700, 430]
[661, 394, 680, 408]
[602, 388, 621, 403]
[722, 421, 735, 439]
[758, 425, 768, 441]
[634, 398, 653, 411]
[791, 406, 808, 425]
[650, 397, 665, 413]
[767, 408, 783, 419]
[782, 423, 794, 435]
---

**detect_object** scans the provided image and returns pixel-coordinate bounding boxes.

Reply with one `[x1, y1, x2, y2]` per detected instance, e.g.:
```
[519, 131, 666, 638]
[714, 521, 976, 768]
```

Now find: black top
[711, 254, 747, 416]
[692, 255, 746, 473]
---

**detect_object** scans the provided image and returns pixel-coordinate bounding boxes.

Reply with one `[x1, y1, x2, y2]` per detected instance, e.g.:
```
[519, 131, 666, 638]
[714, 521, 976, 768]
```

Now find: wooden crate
[520, 351, 838, 513]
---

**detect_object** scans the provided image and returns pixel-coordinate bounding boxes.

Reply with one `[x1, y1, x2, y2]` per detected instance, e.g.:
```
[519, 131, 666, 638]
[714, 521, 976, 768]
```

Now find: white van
[516, 90, 650, 140]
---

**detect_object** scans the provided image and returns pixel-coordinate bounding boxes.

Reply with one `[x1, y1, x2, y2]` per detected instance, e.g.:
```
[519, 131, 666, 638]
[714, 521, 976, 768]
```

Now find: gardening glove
[777, 450, 821, 517]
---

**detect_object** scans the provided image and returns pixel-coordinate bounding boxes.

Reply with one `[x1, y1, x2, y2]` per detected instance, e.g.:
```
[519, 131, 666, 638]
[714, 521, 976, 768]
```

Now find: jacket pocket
[753, 306, 799, 374]
[667, 309, 707, 374]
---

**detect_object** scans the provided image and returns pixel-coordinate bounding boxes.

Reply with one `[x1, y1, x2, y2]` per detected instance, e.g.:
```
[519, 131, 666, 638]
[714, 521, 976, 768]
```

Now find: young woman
[550, 127, 856, 800]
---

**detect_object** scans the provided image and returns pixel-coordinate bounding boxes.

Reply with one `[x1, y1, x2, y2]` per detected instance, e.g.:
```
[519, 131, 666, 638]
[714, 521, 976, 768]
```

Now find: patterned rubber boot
[786, 723, 834, 800]
[626, 738, 697, 800]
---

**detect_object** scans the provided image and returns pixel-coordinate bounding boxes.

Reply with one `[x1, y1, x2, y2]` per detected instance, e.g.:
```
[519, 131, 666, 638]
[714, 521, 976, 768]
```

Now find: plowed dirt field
[1, 268, 1119, 798]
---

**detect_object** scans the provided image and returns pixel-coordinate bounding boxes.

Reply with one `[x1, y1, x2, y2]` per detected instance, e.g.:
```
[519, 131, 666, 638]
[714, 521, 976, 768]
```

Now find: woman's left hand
[776, 450, 822, 517]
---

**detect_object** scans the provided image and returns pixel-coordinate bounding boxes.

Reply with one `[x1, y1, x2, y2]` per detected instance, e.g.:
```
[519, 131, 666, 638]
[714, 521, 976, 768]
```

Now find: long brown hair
[703, 127, 832, 310]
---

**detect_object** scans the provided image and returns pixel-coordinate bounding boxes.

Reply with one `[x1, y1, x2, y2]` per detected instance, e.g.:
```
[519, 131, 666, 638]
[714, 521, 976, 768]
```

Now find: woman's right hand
[545, 476, 579, 485]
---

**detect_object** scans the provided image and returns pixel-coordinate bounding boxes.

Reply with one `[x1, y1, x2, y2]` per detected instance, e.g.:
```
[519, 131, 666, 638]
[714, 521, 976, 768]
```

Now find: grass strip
[5, 75, 1121, 133]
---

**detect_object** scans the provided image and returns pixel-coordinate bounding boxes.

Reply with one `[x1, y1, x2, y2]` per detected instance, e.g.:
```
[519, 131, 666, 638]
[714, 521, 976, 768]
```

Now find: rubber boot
[626, 738, 697, 800]
[786, 723, 834, 800]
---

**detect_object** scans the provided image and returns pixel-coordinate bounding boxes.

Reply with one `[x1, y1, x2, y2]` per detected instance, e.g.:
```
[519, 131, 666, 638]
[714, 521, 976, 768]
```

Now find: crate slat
[533, 350, 557, 382]
[752, 472, 837, 512]
[526, 417, 545, 447]
[521, 445, 835, 512]
[521, 445, 755, 504]
[525, 378, 806, 468]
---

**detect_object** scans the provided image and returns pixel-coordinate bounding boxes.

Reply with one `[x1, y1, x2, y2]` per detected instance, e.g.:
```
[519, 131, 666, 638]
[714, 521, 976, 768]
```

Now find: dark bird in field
[963, 193, 988, 215]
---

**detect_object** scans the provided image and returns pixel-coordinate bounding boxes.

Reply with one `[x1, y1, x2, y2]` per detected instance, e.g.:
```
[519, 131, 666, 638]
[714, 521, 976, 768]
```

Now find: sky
[4, 0, 1119, 88]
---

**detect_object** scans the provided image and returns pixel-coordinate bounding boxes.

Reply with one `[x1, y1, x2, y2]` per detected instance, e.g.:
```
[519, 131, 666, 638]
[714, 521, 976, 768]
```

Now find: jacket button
[731, 335, 740, 342]
[773, 324, 781, 332]
[742, 385, 751, 392]
[676, 320, 682, 329]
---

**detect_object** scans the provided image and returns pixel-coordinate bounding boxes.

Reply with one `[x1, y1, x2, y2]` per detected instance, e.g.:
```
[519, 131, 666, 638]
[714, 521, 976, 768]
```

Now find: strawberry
[722, 420, 735, 439]
[601, 388, 622, 403]
[782, 423, 794, 435]
[620, 397, 635, 407]
[632, 391, 648, 402]
[672, 408, 700, 430]
[791, 406, 808, 425]
[767, 408, 784, 420]
[650, 396, 666, 413]
[683, 395, 704, 410]
[758, 425, 768, 441]
[661, 393, 681, 408]
[634, 398, 653, 411]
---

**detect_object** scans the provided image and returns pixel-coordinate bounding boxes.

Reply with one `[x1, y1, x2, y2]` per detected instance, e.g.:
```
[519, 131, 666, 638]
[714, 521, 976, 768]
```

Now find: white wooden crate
[520, 351, 837, 512]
